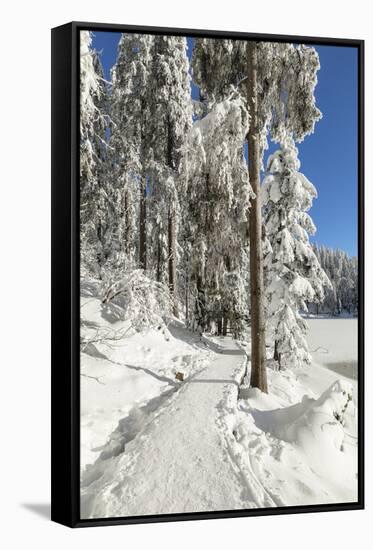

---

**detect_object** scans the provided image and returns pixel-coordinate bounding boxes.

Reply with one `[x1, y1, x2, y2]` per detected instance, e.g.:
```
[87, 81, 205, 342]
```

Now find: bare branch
[81, 373, 105, 385]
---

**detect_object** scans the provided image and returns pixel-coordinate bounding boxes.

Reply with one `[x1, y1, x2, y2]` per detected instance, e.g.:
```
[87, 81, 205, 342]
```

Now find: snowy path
[81, 339, 256, 519]
[81, 320, 358, 519]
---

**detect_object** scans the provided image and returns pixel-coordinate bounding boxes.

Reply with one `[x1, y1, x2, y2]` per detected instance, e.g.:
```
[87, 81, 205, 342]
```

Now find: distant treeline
[310, 245, 358, 316]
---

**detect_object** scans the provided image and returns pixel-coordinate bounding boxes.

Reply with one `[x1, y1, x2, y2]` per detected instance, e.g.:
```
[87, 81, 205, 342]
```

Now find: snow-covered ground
[226, 317, 358, 508]
[80, 295, 358, 518]
[80, 293, 210, 471]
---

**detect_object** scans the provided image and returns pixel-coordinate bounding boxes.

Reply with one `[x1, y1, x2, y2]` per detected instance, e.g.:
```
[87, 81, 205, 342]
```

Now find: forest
[81, 31, 357, 385]
[79, 30, 358, 518]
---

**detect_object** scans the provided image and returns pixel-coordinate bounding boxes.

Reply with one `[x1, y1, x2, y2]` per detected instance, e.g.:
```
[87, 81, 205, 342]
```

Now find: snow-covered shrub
[102, 270, 173, 332]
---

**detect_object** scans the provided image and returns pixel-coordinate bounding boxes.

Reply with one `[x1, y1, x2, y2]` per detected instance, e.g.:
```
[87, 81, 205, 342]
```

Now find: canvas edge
[51, 22, 80, 528]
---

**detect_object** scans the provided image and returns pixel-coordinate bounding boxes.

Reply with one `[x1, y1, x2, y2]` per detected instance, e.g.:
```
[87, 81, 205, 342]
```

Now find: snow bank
[219, 326, 358, 508]
[80, 290, 210, 473]
[272, 380, 357, 494]
[81, 301, 358, 511]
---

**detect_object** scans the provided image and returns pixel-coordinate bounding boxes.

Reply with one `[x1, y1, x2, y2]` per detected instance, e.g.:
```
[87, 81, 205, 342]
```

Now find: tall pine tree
[147, 36, 193, 316]
[80, 30, 109, 277]
[110, 33, 154, 272]
[263, 140, 330, 368]
[192, 39, 322, 392]
[183, 95, 252, 334]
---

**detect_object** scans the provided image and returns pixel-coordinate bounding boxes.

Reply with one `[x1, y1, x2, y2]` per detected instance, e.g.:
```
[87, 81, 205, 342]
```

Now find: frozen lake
[306, 317, 358, 380]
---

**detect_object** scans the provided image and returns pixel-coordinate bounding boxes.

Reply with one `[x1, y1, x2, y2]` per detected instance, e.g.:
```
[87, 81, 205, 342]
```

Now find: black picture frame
[51, 21, 365, 528]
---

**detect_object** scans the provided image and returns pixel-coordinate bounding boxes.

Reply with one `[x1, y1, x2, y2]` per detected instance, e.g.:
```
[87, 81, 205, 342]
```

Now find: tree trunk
[274, 339, 279, 361]
[222, 316, 228, 336]
[247, 41, 268, 393]
[217, 315, 222, 336]
[139, 177, 147, 270]
[185, 272, 189, 325]
[124, 190, 129, 256]
[196, 274, 206, 331]
[168, 206, 178, 317]
[166, 115, 178, 318]
[274, 339, 282, 370]
[156, 233, 161, 282]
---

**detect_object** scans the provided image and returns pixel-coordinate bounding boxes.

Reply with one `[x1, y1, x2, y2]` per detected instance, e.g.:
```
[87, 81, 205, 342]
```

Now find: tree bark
[166, 114, 178, 318]
[185, 271, 189, 325]
[124, 190, 129, 257]
[247, 41, 268, 393]
[156, 233, 161, 282]
[222, 316, 228, 337]
[274, 339, 279, 361]
[168, 206, 178, 317]
[139, 177, 147, 270]
[196, 273, 206, 331]
[273, 339, 282, 370]
[217, 315, 222, 336]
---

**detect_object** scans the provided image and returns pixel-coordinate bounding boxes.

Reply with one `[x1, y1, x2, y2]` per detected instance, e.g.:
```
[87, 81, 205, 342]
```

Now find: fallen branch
[81, 373, 105, 385]
[80, 324, 133, 352]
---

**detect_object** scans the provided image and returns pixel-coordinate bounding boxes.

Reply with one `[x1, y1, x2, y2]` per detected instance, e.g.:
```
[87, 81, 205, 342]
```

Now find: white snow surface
[81, 295, 358, 518]
[230, 317, 358, 507]
[80, 295, 210, 471]
[82, 348, 248, 518]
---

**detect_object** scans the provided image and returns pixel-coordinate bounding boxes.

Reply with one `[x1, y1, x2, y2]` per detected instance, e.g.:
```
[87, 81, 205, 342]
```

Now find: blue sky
[91, 32, 358, 256]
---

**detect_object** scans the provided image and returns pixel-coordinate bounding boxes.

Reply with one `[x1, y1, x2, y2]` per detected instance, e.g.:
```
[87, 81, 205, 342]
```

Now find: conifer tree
[312, 245, 358, 315]
[147, 36, 193, 316]
[80, 30, 109, 276]
[192, 39, 322, 392]
[263, 140, 330, 368]
[110, 33, 154, 271]
[183, 96, 252, 334]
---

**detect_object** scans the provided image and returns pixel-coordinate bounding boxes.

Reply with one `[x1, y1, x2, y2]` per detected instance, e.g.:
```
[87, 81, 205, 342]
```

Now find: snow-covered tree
[80, 30, 109, 276]
[79, 33, 327, 387]
[110, 33, 154, 271]
[192, 39, 322, 392]
[146, 36, 193, 316]
[183, 96, 253, 336]
[192, 38, 247, 105]
[311, 245, 358, 316]
[192, 39, 321, 154]
[263, 140, 330, 369]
